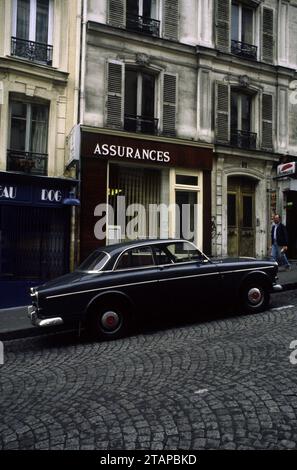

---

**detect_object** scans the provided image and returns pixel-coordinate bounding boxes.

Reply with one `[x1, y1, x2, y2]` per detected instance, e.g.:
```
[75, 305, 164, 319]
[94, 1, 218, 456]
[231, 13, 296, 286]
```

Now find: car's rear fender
[83, 290, 136, 322]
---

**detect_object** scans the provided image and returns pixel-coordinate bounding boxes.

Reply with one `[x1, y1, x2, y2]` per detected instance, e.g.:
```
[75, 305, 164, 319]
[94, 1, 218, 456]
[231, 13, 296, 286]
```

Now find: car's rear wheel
[87, 301, 129, 341]
[240, 281, 270, 314]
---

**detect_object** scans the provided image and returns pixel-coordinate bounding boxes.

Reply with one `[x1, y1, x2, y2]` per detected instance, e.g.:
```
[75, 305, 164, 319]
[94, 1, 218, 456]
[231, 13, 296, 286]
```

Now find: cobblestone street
[1, 290, 297, 450]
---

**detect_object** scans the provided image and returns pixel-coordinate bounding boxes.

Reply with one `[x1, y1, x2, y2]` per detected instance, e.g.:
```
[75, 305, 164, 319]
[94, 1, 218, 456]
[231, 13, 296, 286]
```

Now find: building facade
[78, 0, 297, 262]
[0, 0, 80, 306]
[78, 0, 214, 261]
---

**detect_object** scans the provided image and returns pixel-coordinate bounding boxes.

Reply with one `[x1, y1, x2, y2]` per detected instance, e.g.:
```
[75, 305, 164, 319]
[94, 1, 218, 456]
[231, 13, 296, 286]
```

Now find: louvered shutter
[163, 0, 179, 41]
[106, 61, 124, 129]
[108, 0, 125, 28]
[262, 7, 274, 64]
[215, 83, 230, 143]
[163, 73, 177, 136]
[262, 94, 273, 150]
[215, 0, 230, 53]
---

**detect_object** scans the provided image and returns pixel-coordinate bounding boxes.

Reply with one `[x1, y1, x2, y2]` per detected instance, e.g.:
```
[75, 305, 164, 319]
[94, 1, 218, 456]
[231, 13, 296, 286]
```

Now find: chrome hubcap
[101, 311, 121, 331]
[247, 287, 262, 305]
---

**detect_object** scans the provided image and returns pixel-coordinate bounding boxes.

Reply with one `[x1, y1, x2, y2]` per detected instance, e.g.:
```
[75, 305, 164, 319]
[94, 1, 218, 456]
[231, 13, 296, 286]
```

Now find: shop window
[11, 0, 53, 65]
[108, 165, 161, 240]
[126, 0, 160, 36]
[124, 69, 158, 135]
[7, 100, 49, 175]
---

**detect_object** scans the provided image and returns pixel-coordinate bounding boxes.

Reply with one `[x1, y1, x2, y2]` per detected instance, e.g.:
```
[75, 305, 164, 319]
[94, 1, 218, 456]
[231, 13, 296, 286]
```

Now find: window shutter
[262, 7, 274, 64]
[215, 83, 230, 144]
[215, 0, 230, 53]
[163, 0, 179, 41]
[262, 93, 273, 150]
[108, 0, 125, 28]
[163, 73, 177, 136]
[106, 61, 124, 129]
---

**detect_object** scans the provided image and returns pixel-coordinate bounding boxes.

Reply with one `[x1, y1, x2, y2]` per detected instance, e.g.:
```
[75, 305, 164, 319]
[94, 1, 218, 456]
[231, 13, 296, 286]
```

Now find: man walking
[271, 214, 291, 269]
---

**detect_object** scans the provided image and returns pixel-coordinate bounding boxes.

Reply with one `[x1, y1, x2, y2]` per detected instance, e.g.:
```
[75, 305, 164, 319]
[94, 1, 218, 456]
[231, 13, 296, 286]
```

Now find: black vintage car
[28, 239, 282, 340]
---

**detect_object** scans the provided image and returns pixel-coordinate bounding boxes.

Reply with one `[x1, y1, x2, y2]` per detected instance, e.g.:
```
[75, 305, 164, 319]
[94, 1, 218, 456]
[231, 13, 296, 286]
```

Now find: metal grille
[0, 205, 70, 281]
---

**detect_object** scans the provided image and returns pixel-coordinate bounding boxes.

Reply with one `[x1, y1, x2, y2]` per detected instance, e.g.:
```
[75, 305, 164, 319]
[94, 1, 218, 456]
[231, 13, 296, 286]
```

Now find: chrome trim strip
[45, 266, 276, 300]
[46, 270, 219, 299]
[220, 266, 276, 274]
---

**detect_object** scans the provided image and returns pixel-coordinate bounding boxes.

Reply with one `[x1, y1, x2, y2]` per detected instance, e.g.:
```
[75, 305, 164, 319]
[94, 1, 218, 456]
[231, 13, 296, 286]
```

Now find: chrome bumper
[272, 284, 283, 292]
[27, 305, 64, 328]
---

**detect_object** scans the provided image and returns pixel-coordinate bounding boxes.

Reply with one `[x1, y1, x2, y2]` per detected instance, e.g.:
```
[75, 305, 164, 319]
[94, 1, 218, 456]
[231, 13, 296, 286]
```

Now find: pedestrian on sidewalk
[271, 214, 291, 270]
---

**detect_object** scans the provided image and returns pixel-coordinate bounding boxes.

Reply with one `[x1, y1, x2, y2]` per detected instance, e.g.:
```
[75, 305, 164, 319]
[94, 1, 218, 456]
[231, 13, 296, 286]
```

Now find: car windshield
[77, 250, 109, 272]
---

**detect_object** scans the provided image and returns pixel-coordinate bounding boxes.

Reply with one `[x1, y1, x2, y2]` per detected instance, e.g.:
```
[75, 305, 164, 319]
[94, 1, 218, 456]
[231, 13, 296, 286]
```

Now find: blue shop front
[0, 172, 75, 308]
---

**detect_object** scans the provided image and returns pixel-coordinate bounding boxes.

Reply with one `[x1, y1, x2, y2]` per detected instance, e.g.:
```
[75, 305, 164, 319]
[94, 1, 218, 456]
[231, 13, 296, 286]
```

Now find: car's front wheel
[87, 301, 129, 341]
[240, 281, 270, 314]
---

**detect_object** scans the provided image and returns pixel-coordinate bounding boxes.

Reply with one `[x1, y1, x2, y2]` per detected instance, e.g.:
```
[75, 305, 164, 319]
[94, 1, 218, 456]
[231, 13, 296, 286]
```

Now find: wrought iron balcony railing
[124, 114, 159, 135]
[7, 150, 48, 176]
[11, 37, 53, 65]
[231, 130, 257, 150]
[126, 14, 160, 36]
[231, 40, 257, 60]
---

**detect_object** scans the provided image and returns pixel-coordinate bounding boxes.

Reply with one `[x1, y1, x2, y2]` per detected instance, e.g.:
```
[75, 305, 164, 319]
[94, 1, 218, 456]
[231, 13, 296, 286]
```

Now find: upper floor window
[215, 82, 273, 151]
[11, 0, 53, 65]
[106, 60, 177, 136]
[108, 0, 179, 41]
[124, 69, 158, 135]
[231, 3, 257, 60]
[126, 0, 160, 36]
[231, 90, 256, 149]
[7, 100, 49, 175]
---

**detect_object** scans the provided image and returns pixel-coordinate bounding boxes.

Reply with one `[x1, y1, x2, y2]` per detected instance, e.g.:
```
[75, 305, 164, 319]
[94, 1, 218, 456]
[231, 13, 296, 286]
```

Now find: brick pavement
[0, 290, 297, 450]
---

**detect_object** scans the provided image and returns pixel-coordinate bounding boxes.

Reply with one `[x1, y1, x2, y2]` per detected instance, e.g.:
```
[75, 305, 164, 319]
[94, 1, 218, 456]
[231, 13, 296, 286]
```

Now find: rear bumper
[27, 305, 64, 328]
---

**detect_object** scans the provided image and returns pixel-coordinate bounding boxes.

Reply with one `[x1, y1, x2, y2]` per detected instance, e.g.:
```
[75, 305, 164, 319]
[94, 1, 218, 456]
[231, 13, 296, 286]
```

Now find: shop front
[0, 172, 75, 308]
[80, 130, 213, 261]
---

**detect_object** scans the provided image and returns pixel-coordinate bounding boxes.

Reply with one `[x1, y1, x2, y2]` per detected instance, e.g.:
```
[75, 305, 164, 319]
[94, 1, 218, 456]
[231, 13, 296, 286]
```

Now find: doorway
[227, 176, 256, 257]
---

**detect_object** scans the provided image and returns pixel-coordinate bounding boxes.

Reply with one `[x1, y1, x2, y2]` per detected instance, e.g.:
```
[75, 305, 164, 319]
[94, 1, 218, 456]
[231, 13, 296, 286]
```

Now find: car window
[153, 247, 175, 265]
[115, 246, 155, 270]
[164, 242, 205, 263]
[77, 251, 109, 272]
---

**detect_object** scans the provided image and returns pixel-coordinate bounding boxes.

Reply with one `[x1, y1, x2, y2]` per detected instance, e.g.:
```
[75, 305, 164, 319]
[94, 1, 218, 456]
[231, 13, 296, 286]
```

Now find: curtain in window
[30, 105, 48, 154]
[16, 0, 30, 40]
[36, 0, 49, 43]
[109, 166, 161, 239]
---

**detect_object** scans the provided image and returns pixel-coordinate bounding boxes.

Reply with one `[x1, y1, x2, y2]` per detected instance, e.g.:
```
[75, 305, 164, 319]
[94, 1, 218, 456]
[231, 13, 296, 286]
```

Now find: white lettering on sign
[94, 144, 171, 163]
[0, 186, 17, 199]
[41, 189, 62, 202]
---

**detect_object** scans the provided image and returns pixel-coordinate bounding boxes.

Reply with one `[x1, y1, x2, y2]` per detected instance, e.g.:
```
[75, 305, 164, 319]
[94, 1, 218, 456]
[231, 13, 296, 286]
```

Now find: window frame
[231, 2, 255, 45]
[113, 245, 156, 271]
[12, 0, 54, 46]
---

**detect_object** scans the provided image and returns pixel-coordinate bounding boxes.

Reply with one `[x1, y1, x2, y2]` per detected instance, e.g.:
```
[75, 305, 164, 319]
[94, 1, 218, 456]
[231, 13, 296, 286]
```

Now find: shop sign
[277, 162, 296, 177]
[0, 183, 67, 207]
[93, 143, 171, 163]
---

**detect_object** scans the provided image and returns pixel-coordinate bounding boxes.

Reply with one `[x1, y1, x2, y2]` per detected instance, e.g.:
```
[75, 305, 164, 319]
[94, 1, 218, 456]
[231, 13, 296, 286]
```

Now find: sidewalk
[1, 262, 297, 341]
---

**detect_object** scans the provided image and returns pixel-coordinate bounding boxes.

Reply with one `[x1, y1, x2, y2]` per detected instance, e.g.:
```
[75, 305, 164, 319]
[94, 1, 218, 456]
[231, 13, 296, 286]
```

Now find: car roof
[101, 239, 194, 256]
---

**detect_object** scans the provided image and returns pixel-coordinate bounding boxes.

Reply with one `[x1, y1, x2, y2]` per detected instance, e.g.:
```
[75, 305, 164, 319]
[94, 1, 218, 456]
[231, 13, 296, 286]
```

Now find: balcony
[231, 40, 257, 60]
[231, 130, 257, 150]
[11, 37, 53, 66]
[124, 115, 159, 135]
[7, 150, 48, 176]
[126, 14, 160, 37]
